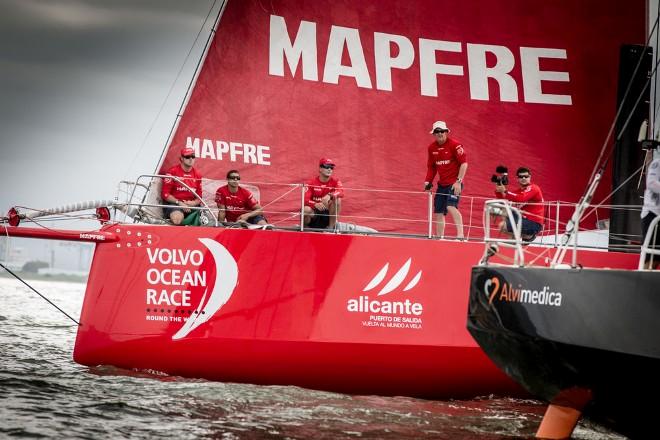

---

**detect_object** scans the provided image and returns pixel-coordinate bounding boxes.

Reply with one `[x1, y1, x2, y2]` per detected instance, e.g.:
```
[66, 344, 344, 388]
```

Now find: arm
[304, 183, 316, 208]
[161, 174, 175, 202]
[217, 204, 227, 222]
[238, 204, 264, 221]
[330, 179, 344, 199]
[424, 147, 435, 188]
[648, 159, 660, 193]
[452, 162, 468, 195]
[505, 186, 540, 204]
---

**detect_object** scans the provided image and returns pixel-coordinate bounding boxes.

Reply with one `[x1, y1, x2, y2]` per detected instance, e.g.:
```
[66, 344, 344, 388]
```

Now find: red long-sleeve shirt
[161, 164, 203, 201]
[304, 176, 344, 208]
[425, 138, 467, 186]
[495, 183, 545, 224]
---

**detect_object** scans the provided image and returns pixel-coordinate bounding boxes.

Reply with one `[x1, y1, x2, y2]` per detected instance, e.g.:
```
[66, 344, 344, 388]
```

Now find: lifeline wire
[0, 262, 80, 326]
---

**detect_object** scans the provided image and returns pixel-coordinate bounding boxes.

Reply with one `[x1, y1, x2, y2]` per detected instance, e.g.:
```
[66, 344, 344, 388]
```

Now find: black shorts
[505, 211, 543, 237]
[245, 214, 267, 225]
[308, 208, 331, 229]
[163, 201, 196, 219]
[434, 184, 461, 214]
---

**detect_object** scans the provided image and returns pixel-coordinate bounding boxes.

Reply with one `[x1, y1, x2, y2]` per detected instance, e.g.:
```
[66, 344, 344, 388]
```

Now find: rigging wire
[153, 0, 228, 175]
[0, 262, 80, 326]
[584, 15, 660, 192]
[121, 0, 222, 181]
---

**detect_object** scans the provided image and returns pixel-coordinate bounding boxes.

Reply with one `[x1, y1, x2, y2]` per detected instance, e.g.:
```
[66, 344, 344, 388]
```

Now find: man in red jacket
[424, 121, 468, 239]
[161, 147, 203, 225]
[303, 158, 344, 230]
[495, 167, 544, 240]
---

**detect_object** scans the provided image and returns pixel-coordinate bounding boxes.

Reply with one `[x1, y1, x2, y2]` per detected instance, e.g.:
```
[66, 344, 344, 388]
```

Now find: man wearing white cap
[424, 121, 468, 239]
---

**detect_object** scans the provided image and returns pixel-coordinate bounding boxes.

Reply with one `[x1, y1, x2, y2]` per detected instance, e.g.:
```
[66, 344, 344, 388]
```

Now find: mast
[552, 2, 660, 266]
[153, 1, 229, 174]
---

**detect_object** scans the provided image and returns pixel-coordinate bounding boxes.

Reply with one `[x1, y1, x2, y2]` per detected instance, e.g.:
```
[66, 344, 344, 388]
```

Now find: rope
[0, 262, 80, 326]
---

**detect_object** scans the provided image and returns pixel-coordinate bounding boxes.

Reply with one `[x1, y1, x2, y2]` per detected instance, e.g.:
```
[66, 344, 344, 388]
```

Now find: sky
[0, 0, 221, 267]
[0, 0, 221, 215]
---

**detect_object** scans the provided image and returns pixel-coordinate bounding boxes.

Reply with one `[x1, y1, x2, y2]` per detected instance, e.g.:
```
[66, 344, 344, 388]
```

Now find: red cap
[319, 158, 335, 167]
[180, 147, 195, 157]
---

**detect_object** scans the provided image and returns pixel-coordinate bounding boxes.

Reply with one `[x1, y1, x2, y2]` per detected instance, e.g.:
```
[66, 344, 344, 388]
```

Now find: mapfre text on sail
[269, 15, 572, 105]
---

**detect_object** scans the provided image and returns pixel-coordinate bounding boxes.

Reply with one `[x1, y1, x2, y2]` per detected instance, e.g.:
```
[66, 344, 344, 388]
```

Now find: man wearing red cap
[161, 147, 203, 225]
[424, 120, 468, 239]
[303, 158, 344, 230]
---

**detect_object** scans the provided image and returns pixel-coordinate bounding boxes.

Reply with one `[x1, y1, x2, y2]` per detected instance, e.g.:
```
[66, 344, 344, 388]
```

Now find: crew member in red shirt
[495, 167, 544, 240]
[424, 121, 468, 239]
[161, 147, 203, 225]
[303, 158, 344, 230]
[215, 169, 268, 225]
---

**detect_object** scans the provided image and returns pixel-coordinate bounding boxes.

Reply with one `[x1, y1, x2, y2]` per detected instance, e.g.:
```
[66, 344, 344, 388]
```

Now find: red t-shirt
[495, 183, 545, 224]
[425, 137, 467, 186]
[304, 176, 344, 208]
[215, 185, 258, 222]
[161, 165, 203, 201]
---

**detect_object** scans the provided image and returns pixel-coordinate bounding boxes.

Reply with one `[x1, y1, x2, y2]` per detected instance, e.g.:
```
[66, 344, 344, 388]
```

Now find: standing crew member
[424, 120, 468, 239]
[161, 147, 203, 225]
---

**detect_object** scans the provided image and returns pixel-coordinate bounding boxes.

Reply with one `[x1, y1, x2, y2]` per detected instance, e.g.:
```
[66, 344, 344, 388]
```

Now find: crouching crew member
[304, 158, 344, 230]
[161, 147, 203, 225]
[215, 170, 268, 225]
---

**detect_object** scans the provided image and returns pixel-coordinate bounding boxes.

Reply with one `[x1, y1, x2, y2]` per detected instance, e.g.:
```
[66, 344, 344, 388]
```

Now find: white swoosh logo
[363, 258, 422, 296]
[172, 238, 238, 340]
[484, 279, 492, 296]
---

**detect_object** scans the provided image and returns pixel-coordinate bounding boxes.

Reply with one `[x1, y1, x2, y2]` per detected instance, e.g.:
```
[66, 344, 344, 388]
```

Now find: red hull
[73, 225, 637, 397]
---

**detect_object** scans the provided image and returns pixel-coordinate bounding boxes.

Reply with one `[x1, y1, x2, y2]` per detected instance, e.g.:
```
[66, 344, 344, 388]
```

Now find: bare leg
[328, 199, 341, 229]
[435, 213, 446, 238]
[170, 211, 184, 225]
[303, 206, 314, 227]
[447, 206, 464, 239]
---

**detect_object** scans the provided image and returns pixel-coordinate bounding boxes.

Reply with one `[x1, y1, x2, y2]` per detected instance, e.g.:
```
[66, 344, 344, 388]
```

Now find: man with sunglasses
[424, 120, 468, 239]
[303, 158, 344, 230]
[494, 167, 544, 240]
[161, 147, 203, 225]
[215, 170, 268, 225]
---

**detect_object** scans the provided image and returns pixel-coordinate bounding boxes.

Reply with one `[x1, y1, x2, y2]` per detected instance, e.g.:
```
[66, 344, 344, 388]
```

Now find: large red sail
[160, 0, 645, 233]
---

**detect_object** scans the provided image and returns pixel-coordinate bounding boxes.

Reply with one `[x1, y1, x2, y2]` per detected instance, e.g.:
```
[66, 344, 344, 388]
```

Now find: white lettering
[467, 43, 518, 102]
[520, 47, 571, 105]
[146, 288, 192, 306]
[217, 141, 229, 159]
[269, 15, 318, 81]
[419, 38, 463, 97]
[323, 25, 372, 88]
[268, 15, 573, 106]
[188, 137, 271, 166]
[146, 248, 204, 266]
[374, 32, 414, 91]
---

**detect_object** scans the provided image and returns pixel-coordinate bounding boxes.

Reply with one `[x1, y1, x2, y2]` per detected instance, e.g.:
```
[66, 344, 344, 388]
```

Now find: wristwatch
[456, 178, 462, 183]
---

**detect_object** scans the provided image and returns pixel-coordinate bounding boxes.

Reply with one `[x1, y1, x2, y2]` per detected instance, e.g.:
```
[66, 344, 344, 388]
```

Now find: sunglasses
[517, 175, 530, 179]
[182, 155, 195, 159]
[228, 176, 240, 180]
[320, 165, 335, 169]
[433, 130, 448, 134]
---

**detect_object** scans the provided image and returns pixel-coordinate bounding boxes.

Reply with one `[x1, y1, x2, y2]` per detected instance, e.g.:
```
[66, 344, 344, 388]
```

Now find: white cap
[429, 120, 449, 134]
